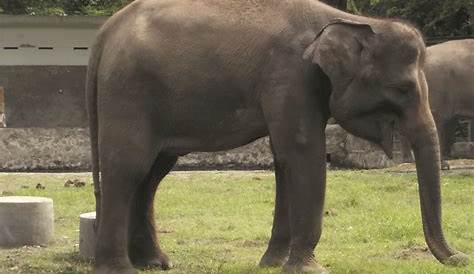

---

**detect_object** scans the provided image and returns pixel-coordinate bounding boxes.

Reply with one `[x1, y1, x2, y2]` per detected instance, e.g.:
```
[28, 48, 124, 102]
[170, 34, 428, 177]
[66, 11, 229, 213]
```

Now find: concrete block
[79, 211, 96, 259]
[0, 196, 54, 247]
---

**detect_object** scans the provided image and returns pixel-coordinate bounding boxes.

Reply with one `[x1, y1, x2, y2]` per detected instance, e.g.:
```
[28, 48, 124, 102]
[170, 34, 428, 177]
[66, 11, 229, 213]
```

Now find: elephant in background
[401, 39, 474, 168]
[86, 0, 469, 273]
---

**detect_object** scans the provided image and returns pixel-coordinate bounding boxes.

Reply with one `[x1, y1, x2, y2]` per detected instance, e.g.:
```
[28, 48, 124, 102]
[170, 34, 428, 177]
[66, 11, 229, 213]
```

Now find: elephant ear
[303, 19, 376, 88]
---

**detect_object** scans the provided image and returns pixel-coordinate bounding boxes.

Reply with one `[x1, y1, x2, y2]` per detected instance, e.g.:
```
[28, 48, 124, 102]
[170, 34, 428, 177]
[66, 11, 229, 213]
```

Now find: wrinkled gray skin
[86, 0, 469, 273]
[401, 40, 474, 169]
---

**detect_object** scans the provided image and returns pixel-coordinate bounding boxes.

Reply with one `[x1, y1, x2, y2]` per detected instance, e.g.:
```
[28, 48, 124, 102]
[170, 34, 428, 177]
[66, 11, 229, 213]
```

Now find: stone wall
[0, 128, 90, 171]
[0, 126, 472, 171]
[452, 142, 474, 159]
[0, 128, 273, 171]
[325, 125, 405, 169]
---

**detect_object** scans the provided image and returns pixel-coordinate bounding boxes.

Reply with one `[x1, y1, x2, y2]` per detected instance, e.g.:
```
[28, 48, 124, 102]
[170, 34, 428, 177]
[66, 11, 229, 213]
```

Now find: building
[0, 15, 106, 128]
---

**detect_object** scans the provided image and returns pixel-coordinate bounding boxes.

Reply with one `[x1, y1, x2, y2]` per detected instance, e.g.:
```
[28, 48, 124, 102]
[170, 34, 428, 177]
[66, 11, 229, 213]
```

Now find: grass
[0, 170, 473, 274]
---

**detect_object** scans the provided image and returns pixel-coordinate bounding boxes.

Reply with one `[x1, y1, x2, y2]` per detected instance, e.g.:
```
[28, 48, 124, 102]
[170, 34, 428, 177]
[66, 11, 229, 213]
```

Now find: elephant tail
[86, 31, 104, 230]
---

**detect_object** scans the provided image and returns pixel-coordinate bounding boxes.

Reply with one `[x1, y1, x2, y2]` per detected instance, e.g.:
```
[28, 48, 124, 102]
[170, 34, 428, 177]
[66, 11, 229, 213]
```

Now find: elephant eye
[395, 87, 410, 95]
[390, 81, 416, 97]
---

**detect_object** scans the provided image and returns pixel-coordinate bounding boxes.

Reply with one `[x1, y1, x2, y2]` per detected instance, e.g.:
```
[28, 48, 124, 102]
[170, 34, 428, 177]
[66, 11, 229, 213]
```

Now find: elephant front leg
[260, 161, 291, 267]
[263, 118, 328, 273]
[259, 69, 329, 272]
[282, 143, 328, 273]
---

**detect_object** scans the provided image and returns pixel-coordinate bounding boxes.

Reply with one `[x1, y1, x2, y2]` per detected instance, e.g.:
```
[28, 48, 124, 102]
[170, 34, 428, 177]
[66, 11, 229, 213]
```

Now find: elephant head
[303, 19, 469, 266]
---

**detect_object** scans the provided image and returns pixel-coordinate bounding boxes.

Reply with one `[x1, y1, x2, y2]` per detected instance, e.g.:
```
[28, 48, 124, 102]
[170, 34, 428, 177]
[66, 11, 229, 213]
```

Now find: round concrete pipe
[0, 196, 54, 247]
[79, 211, 96, 259]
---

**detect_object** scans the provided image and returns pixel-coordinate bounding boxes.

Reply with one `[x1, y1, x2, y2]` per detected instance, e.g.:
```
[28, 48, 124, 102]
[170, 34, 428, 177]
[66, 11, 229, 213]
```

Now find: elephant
[401, 39, 474, 169]
[86, 0, 469, 273]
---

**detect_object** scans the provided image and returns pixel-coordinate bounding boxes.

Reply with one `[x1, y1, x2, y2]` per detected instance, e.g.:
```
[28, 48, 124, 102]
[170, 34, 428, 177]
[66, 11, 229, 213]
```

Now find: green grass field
[0, 170, 472, 274]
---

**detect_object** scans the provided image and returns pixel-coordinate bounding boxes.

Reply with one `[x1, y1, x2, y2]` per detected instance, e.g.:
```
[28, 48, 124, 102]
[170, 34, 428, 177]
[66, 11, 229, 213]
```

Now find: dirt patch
[448, 159, 474, 169]
[157, 228, 174, 234]
[394, 245, 432, 260]
[237, 239, 266, 248]
[64, 179, 86, 188]
[386, 159, 474, 173]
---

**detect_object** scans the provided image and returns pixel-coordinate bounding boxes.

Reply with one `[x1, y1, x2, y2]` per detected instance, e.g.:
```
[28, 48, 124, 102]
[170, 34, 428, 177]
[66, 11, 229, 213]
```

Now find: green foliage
[0, 0, 133, 16]
[1, 0, 473, 37]
[0, 171, 473, 274]
[351, 0, 474, 36]
[319, 0, 474, 37]
[322, 0, 348, 10]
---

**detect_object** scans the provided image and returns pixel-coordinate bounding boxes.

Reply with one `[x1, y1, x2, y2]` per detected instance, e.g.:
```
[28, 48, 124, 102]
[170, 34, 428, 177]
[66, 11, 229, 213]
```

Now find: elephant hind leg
[400, 135, 415, 163]
[128, 153, 178, 270]
[438, 118, 456, 170]
[443, 119, 458, 158]
[93, 132, 163, 274]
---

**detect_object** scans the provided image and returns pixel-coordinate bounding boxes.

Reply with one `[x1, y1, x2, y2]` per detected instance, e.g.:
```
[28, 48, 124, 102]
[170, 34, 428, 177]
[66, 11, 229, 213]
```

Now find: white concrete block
[79, 211, 96, 259]
[0, 196, 54, 247]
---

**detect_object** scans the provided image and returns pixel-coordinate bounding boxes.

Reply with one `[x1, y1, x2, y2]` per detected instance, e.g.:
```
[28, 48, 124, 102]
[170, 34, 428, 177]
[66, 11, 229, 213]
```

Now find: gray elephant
[401, 39, 474, 168]
[86, 0, 469, 273]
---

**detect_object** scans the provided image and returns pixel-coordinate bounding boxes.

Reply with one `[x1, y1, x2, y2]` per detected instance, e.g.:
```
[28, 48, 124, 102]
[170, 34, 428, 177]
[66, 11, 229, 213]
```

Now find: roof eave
[0, 15, 107, 28]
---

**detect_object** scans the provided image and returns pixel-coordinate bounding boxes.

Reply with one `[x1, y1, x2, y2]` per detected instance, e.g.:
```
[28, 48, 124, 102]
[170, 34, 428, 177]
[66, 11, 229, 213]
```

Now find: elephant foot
[129, 239, 172, 270]
[259, 248, 289, 267]
[283, 254, 328, 273]
[132, 253, 173, 270]
[92, 264, 138, 274]
[443, 252, 470, 267]
[441, 160, 450, 170]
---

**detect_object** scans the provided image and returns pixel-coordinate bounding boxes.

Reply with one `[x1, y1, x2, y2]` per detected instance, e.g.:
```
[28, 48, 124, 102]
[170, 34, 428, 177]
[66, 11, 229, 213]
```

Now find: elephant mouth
[380, 120, 395, 159]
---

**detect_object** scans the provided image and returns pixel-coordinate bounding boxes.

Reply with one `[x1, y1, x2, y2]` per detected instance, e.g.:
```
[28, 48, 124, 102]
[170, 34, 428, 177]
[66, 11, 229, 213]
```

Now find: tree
[350, 0, 474, 37]
[322, 0, 348, 10]
[0, 0, 473, 37]
[0, 0, 133, 16]
[0, 0, 29, 14]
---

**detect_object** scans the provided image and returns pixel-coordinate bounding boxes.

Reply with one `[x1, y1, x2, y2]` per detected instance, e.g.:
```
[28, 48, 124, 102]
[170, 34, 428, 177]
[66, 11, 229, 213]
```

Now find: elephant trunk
[404, 107, 469, 266]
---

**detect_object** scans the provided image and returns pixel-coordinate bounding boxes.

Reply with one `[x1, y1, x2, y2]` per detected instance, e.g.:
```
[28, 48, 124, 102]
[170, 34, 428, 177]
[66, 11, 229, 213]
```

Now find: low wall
[326, 125, 405, 169]
[0, 128, 90, 171]
[0, 128, 273, 171]
[452, 142, 474, 159]
[1, 127, 472, 171]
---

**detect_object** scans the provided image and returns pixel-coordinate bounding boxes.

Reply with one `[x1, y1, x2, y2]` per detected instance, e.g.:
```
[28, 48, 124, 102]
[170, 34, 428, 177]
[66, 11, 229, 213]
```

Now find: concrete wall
[1, 66, 87, 127]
